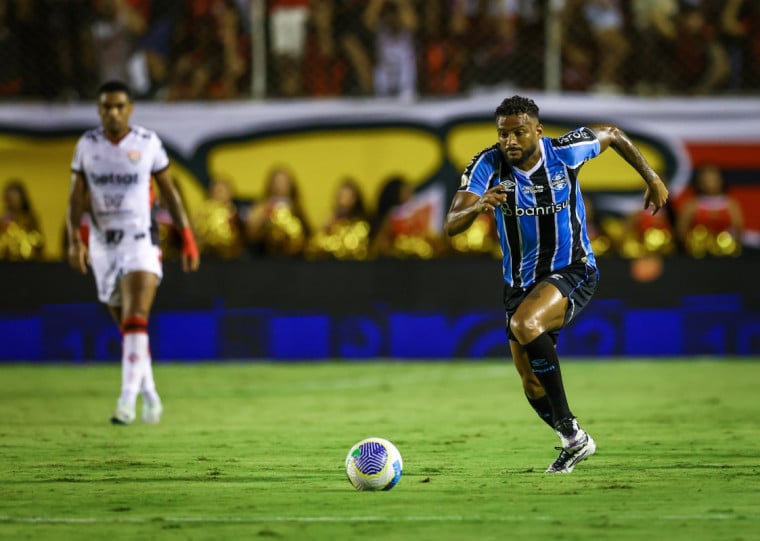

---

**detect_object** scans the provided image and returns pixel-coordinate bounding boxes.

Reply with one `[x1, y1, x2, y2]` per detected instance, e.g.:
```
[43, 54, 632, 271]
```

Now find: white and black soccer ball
[345, 437, 403, 491]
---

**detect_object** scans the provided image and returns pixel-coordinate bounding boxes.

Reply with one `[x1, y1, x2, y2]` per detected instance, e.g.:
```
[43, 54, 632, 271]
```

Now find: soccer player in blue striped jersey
[445, 95, 669, 473]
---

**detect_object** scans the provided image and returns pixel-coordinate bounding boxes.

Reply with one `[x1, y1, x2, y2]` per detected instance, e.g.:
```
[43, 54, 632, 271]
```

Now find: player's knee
[509, 315, 543, 345]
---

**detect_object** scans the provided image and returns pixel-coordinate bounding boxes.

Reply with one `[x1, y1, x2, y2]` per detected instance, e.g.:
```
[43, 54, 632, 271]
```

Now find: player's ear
[536, 122, 543, 136]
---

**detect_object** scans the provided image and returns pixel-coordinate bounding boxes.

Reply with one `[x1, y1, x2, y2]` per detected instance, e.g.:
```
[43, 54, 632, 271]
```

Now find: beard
[504, 143, 537, 167]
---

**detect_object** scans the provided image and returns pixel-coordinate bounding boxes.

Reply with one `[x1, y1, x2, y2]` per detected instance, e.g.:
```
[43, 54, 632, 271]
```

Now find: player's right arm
[445, 150, 506, 236]
[444, 188, 506, 236]
[66, 171, 89, 274]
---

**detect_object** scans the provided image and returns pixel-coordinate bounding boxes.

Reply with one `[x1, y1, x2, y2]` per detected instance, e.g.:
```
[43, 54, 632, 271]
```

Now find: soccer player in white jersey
[66, 80, 200, 425]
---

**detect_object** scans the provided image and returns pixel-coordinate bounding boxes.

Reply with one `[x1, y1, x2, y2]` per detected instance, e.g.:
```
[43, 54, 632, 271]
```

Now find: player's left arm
[154, 168, 200, 272]
[588, 123, 670, 215]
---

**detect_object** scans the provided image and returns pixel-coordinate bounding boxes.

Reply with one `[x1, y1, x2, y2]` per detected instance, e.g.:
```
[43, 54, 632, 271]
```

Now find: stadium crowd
[1, 0, 759, 101]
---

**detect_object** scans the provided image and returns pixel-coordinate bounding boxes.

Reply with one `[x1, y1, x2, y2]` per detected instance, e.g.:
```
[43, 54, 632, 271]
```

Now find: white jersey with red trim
[71, 125, 169, 241]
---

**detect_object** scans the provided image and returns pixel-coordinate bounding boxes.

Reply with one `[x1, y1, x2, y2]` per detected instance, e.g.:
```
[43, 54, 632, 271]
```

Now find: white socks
[119, 331, 151, 408]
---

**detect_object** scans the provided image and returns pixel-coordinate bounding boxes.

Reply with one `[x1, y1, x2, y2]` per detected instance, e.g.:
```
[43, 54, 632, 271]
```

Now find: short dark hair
[97, 80, 132, 101]
[495, 95, 539, 120]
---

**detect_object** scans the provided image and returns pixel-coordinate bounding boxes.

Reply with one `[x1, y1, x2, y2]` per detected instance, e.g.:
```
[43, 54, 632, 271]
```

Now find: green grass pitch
[1, 359, 758, 541]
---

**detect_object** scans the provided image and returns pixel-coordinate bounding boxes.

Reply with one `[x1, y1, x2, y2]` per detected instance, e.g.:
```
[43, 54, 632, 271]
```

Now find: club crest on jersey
[127, 149, 141, 163]
[550, 172, 567, 190]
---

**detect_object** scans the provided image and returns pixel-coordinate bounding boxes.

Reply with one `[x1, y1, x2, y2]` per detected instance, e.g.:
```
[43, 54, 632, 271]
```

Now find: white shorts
[89, 229, 163, 307]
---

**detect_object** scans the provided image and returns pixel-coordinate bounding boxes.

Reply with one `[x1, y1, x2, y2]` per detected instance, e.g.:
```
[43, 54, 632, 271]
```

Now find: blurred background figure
[131, 1, 184, 99]
[676, 164, 744, 257]
[619, 202, 676, 259]
[268, 0, 311, 97]
[671, 1, 730, 95]
[581, 196, 615, 258]
[301, 0, 347, 96]
[46, 0, 96, 100]
[192, 175, 246, 259]
[371, 176, 444, 259]
[364, 0, 418, 100]
[246, 166, 311, 257]
[168, 0, 249, 100]
[447, 212, 500, 258]
[0, 0, 23, 97]
[89, 0, 147, 91]
[306, 177, 371, 260]
[457, 0, 546, 91]
[629, 0, 678, 95]
[562, 0, 629, 94]
[716, 0, 759, 92]
[0, 179, 45, 261]
[417, 0, 464, 96]
[328, 0, 375, 96]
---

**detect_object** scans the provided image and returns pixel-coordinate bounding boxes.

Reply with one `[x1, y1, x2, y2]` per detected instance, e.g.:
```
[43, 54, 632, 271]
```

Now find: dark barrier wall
[1, 257, 759, 360]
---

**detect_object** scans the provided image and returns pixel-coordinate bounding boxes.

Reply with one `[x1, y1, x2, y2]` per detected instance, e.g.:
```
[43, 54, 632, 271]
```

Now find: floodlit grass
[0, 360, 758, 541]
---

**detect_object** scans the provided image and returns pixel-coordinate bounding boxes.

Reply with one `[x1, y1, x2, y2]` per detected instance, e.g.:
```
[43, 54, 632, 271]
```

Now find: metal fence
[1, 0, 759, 102]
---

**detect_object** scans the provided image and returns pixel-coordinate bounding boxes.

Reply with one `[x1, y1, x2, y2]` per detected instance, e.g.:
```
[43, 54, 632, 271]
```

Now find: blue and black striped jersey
[459, 127, 601, 288]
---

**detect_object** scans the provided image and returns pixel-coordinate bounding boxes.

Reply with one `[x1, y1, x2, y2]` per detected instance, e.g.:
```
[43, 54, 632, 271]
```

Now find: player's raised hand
[67, 242, 89, 274]
[478, 186, 508, 214]
[644, 176, 669, 215]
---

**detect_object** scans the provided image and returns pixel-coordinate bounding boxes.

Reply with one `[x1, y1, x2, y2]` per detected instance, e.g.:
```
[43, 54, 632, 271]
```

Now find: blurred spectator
[192, 175, 246, 259]
[363, 0, 418, 100]
[717, 0, 759, 92]
[562, 0, 629, 94]
[619, 203, 677, 259]
[302, 0, 347, 96]
[509, 0, 546, 90]
[671, 2, 730, 95]
[168, 0, 249, 100]
[90, 0, 147, 88]
[6, 0, 760, 100]
[582, 196, 615, 258]
[447, 212, 500, 258]
[418, 0, 464, 95]
[0, 179, 45, 261]
[675, 164, 744, 257]
[0, 0, 23, 97]
[129, 0, 184, 98]
[245, 166, 311, 257]
[452, 0, 522, 90]
[371, 176, 444, 259]
[306, 177, 371, 260]
[333, 0, 375, 95]
[46, 0, 96, 100]
[268, 0, 311, 97]
[629, 0, 678, 95]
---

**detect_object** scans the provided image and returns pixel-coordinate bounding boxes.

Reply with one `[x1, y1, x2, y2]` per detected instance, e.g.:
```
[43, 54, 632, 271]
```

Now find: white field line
[0, 514, 754, 525]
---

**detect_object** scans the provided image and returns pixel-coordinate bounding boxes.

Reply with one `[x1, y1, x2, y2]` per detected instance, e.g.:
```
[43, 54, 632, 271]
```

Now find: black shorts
[503, 262, 598, 342]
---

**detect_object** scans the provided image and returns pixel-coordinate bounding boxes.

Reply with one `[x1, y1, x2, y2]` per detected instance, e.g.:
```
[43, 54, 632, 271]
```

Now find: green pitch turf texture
[1, 360, 758, 541]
